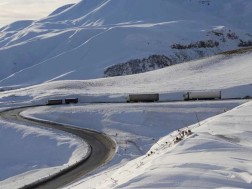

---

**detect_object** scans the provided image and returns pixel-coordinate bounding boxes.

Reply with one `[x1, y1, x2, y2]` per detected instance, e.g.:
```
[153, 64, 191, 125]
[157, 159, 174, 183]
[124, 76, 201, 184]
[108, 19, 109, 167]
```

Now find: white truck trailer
[183, 90, 221, 101]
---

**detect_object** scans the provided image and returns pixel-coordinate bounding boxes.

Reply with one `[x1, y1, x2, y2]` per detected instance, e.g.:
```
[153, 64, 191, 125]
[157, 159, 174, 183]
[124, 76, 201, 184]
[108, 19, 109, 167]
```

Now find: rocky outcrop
[238, 40, 252, 47]
[104, 29, 252, 78]
[171, 40, 219, 50]
[104, 55, 174, 77]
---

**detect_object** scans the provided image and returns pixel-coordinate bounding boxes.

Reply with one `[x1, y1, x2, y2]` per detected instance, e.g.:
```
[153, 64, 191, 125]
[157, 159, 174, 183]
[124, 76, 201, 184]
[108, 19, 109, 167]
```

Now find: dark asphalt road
[0, 107, 116, 189]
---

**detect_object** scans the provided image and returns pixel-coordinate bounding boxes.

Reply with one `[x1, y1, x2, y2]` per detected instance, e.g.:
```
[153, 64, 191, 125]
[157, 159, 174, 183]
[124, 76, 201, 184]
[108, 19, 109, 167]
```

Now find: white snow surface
[0, 45, 251, 188]
[0, 118, 90, 189]
[0, 49, 250, 188]
[0, 1, 252, 187]
[20, 101, 244, 188]
[22, 100, 252, 189]
[4, 50, 248, 189]
[93, 101, 252, 189]
[0, 0, 252, 88]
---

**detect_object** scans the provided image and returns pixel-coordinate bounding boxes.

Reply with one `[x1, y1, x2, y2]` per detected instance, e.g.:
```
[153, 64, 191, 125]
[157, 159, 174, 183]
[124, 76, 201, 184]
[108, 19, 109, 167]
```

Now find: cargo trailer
[47, 99, 63, 105]
[65, 98, 78, 104]
[183, 91, 221, 101]
[126, 93, 159, 103]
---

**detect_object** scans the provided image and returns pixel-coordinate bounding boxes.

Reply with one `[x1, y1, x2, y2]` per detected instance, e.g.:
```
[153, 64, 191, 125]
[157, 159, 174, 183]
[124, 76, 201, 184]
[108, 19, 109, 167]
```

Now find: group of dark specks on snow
[147, 129, 192, 157]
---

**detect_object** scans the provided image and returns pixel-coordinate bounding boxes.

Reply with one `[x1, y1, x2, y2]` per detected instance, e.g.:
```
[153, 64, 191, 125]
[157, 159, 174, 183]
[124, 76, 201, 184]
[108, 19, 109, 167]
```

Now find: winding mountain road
[0, 106, 116, 189]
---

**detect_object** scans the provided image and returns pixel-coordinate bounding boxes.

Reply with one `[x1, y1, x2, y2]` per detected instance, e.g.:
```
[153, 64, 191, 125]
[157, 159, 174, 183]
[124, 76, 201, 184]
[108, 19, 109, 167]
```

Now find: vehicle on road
[183, 91, 221, 101]
[47, 99, 63, 105]
[126, 93, 159, 102]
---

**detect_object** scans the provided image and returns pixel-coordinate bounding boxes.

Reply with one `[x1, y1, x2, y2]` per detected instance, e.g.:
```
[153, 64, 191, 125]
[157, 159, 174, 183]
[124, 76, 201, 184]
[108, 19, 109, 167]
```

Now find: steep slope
[0, 0, 252, 88]
[76, 101, 252, 189]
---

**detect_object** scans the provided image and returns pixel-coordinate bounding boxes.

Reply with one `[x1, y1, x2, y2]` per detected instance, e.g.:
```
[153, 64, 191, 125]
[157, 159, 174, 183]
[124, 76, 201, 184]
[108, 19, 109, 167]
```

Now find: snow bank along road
[0, 106, 116, 189]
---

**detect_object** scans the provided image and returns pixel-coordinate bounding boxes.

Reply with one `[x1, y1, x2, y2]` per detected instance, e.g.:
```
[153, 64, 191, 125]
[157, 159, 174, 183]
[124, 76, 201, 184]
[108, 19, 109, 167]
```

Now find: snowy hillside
[0, 40, 252, 188]
[0, 1, 252, 188]
[68, 101, 252, 189]
[1, 0, 252, 88]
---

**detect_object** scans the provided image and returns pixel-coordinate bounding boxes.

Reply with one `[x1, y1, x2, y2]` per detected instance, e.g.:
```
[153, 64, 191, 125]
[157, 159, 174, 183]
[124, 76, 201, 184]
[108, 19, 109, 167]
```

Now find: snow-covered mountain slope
[0, 0, 252, 88]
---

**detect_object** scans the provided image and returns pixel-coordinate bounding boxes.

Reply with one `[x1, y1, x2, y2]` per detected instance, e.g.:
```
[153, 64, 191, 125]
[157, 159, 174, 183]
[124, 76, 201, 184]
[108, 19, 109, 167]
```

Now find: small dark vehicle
[126, 93, 159, 103]
[65, 98, 78, 104]
[47, 99, 63, 105]
[183, 91, 221, 101]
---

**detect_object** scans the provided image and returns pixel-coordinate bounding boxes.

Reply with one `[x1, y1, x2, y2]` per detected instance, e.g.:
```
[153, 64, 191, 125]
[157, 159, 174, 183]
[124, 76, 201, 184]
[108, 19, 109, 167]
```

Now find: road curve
[0, 106, 116, 189]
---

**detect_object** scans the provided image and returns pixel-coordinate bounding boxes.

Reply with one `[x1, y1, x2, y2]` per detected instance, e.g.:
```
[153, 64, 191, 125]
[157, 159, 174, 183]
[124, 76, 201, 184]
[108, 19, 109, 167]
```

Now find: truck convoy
[46, 91, 222, 105]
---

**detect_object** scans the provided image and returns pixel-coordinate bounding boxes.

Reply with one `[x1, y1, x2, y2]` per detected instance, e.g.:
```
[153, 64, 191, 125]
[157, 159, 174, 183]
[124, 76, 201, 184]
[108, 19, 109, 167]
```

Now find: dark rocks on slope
[104, 55, 173, 77]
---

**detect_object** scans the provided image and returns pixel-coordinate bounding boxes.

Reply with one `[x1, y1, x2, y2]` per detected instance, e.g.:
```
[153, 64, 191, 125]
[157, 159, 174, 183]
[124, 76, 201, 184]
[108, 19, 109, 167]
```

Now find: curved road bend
[0, 107, 116, 189]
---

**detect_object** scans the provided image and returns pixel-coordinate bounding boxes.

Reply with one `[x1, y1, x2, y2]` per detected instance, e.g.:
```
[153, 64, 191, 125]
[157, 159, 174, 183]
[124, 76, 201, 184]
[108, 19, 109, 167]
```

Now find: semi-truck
[126, 93, 159, 103]
[183, 90, 221, 101]
[65, 98, 78, 104]
[47, 99, 63, 105]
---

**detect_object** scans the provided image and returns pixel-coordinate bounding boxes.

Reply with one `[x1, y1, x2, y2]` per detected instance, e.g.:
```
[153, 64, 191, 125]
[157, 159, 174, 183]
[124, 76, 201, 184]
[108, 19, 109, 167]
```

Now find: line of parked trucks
[46, 90, 222, 105]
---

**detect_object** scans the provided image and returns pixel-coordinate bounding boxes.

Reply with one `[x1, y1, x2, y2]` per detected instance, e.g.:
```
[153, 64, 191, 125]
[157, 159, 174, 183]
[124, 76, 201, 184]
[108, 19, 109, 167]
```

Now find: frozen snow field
[90, 100, 252, 189]
[19, 100, 249, 189]
[0, 116, 89, 189]
[0, 0, 252, 187]
[110, 101, 252, 189]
